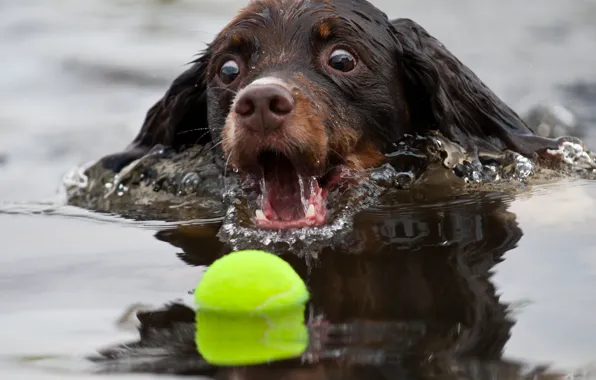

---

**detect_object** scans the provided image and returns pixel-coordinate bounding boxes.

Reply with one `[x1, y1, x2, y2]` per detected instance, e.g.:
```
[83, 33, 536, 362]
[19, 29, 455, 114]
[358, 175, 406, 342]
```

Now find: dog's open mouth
[250, 151, 342, 229]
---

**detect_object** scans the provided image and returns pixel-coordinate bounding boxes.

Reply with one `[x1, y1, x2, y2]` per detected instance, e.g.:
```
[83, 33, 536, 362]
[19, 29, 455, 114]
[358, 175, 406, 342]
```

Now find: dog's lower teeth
[255, 209, 267, 220]
[305, 204, 316, 218]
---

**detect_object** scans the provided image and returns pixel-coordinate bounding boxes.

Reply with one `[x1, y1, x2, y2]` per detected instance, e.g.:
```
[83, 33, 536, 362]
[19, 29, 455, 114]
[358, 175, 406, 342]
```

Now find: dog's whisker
[204, 140, 223, 154]
[328, 147, 347, 163]
[176, 128, 210, 136]
[223, 149, 235, 192]
[212, 87, 239, 96]
[190, 130, 213, 145]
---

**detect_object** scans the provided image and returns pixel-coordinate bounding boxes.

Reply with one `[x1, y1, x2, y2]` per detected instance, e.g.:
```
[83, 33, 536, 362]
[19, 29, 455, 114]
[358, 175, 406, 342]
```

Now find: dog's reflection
[93, 192, 530, 379]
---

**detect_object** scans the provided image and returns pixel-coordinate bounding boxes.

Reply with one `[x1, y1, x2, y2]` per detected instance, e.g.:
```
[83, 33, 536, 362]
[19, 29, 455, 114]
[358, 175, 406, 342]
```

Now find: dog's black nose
[234, 84, 294, 134]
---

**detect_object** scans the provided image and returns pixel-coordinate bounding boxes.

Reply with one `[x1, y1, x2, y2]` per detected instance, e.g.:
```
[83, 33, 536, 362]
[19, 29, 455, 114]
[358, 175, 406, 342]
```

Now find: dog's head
[205, 0, 410, 229]
[122, 0, 557, 230]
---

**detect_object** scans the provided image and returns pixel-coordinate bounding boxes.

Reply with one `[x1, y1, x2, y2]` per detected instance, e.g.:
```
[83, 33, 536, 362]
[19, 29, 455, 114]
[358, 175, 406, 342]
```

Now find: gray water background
[2, 0, 596, 378]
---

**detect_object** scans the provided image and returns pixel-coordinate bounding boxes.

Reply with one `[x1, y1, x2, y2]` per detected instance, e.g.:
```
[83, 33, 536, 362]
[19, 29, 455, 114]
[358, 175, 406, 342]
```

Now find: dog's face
[205, 0, 409, 229]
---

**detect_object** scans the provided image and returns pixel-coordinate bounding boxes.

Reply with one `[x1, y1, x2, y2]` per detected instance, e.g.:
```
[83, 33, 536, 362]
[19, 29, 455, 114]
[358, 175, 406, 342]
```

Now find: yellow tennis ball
[194, 250, 309, 313]
[194, 250, 310, 365]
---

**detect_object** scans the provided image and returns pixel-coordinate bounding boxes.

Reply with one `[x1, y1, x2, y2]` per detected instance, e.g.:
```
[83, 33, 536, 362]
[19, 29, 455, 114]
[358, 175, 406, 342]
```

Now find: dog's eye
[219, 60, 240, 84]
[328, 49, 356, 72]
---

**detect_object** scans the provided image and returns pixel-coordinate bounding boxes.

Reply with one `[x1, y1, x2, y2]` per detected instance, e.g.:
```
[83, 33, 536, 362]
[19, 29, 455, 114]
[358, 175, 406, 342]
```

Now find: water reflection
[93, 191, 538, 378]
[196, 308, 308, 366]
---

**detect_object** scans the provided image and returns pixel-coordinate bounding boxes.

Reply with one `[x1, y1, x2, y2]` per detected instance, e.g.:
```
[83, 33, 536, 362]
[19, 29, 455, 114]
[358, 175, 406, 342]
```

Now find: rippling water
[2, 0, 596, 379]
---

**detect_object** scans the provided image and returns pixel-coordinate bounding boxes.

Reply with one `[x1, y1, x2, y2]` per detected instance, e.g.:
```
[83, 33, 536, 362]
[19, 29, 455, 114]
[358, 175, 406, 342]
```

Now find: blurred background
[1, 0, 596, 202]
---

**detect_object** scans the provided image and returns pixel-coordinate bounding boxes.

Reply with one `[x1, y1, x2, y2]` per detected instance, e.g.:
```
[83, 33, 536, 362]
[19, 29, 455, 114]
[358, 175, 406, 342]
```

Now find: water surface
[2, 0, 596, 378]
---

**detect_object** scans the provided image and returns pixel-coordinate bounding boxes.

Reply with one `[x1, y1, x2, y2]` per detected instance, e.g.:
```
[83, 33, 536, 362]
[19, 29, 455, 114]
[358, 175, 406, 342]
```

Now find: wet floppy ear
[391, 18, 558, 156]
[100, 53, 212, 172]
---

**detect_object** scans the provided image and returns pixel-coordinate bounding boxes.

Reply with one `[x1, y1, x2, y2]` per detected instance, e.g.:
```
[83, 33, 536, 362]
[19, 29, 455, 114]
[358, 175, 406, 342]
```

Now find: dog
[99, 0, 558, 230]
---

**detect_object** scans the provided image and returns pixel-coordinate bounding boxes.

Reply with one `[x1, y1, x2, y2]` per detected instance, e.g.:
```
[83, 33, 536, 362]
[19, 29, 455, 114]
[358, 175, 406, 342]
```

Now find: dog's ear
[391, 18, 558, 157]
[100, 53, 212, 172]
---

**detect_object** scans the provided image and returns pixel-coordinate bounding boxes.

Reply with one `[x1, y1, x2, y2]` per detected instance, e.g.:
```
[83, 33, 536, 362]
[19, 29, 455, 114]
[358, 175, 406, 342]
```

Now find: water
[2, 0, 596, 378]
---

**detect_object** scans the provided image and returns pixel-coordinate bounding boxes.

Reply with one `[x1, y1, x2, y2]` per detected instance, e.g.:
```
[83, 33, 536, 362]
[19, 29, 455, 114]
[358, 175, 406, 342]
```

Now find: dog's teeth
[306, 204, 316, 218]
[255, 209, 267, 220]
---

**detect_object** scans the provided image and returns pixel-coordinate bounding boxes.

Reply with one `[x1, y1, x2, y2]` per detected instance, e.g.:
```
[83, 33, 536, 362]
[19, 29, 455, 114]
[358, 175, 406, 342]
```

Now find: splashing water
[217, 173, 383, 255]
[546, 140, 596, 170]
[62, 144, 227, 221]
[61, 132, 596, 248]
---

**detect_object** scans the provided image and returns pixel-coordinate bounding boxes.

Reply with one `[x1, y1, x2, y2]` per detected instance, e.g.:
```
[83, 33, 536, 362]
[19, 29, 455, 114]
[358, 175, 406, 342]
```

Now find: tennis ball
[194, 249, 309, 313]
[193, 249, 310, 365]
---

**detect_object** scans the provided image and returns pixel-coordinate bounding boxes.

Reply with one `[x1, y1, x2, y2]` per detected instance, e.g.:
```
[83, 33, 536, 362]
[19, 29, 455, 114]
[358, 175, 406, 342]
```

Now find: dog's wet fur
[99, 0, 559, 229]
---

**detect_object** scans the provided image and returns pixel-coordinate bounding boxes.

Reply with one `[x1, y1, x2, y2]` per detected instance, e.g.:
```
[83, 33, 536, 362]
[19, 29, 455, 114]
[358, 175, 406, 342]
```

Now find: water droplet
[180, 172, 201, 195]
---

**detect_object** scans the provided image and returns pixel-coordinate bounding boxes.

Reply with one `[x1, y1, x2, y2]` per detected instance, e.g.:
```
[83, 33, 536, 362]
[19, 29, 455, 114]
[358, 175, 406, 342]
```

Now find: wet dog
[99, 0, 557, 229]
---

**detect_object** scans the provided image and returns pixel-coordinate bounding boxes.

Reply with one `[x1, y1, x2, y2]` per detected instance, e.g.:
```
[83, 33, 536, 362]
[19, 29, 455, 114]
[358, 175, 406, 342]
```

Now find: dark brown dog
[100, 0, 557, 229]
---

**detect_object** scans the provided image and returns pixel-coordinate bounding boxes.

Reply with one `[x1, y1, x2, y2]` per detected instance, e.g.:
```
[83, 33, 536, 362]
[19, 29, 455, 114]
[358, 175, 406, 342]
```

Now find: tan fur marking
[318, 22, 332, 39]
